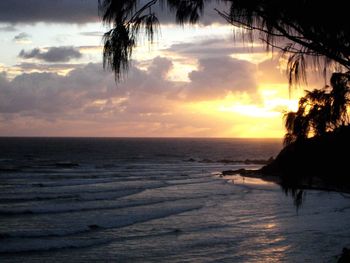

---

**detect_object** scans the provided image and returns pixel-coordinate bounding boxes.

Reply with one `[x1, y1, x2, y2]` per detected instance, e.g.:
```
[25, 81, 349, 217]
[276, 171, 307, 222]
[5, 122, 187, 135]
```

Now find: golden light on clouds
[184, 98, 286, 138]
[79, 45, 102, 54]
[182, 82, 302, 138]
[230, 52, 272, 64]
[167, 59, 198, 82]
[220, 104, 281, 118]
[258, 84, 301, 112]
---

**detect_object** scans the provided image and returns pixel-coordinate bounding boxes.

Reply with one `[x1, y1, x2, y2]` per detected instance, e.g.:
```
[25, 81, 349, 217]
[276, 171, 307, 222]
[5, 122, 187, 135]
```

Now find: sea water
[0, 138, 349, 262]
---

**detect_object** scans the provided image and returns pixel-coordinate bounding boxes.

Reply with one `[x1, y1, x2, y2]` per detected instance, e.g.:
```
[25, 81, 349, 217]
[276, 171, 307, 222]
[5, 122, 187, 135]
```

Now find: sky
[0, 0, 325, 137]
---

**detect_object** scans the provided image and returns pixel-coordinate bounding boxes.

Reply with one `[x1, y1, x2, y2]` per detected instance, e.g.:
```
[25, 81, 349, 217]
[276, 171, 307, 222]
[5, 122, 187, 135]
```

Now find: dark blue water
[0, 138, 349, 262]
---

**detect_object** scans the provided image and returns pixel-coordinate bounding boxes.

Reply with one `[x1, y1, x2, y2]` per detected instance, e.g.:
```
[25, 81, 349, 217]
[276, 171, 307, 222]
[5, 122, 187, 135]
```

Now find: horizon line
[0, 136, 283, 140]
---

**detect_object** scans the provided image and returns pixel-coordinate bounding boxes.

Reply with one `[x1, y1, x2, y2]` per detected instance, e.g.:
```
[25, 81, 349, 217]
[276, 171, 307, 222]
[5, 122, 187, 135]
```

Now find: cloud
[16, 62, 85, 71]
[167, 38, 265, 59]
[184, 56, 258, 100]
[13, 32, 31, 44]
[0, 62, 155, 116]
[0, 24, 17, 32]
[19, 46, 82, 62]
[13, 62, 86, 76]
[0, 55, 259, 115]
[0, 0, 226, 25]
[149, 1, 229, 25]
[0, 0, 99, 24]
[79, 31, 104, 37]
[0, 54, 267, 136]
[0, 63, 113, 115]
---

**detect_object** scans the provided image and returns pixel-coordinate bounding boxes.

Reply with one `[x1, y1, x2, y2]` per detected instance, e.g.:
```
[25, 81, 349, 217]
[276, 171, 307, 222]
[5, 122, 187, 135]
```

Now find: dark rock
[218, 158, 274, 165]
[222, 169, 247, 176]
[244, 158, 274, 165]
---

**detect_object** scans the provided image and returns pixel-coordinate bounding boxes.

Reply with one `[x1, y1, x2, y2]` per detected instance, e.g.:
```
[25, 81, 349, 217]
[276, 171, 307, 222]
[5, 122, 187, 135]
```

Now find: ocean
[0, 138, 349, 262]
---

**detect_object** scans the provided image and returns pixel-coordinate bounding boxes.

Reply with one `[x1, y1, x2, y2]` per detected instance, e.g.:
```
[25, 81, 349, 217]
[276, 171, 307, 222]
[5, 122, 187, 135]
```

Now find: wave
[0, 176, 217, 204]
[0, 236, 114, 254]
[0, 188, 224, 216]
[0, 161, 81, 174]
[0, 166, 22, 172]
[184, 157, 274, 165]
[0, 203, 203, 253]
[0, 177, 227, 221]
[28, 177, 122, 188]
[0, 173, 143, 183]
[0, 180, 164, 197]
[0, 225, 202, 255]
[0, 188, 146, 205]
[0, 178, 121, 190]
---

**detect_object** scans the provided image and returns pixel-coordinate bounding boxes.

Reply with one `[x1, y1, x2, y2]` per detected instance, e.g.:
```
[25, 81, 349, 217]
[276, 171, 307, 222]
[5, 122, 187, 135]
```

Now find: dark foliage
[262, 125, 350, 192]
[98, 0, 160, 80]
[284, 72, 350, 146]
[99, 0, 350, 84]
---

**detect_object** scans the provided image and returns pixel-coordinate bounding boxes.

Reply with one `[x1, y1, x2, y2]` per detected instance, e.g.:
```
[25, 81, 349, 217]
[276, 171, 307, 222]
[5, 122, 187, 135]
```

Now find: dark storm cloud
[19, 46, 82, 62]
[0, 0, 225, 25]
[0, 0, 99, 24]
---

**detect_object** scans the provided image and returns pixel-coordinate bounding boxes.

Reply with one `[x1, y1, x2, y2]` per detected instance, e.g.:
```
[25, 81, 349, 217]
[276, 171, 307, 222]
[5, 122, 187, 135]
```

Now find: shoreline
[221, 167, 350, 263]
[221, 168, 350, 194]
[221, 168, 281, 184]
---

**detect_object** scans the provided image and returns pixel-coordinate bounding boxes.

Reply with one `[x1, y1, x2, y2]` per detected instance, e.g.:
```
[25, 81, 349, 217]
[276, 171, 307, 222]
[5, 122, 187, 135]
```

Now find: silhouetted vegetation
[284, 72, 350, 146]
[99, 0, 350, 83]
[99, 1, 350, 196]
[262, 125, 350, 191]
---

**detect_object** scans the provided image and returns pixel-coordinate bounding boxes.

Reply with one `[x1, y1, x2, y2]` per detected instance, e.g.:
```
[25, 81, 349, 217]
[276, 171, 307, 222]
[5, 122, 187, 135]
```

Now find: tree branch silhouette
[99, 0, 350, 85]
